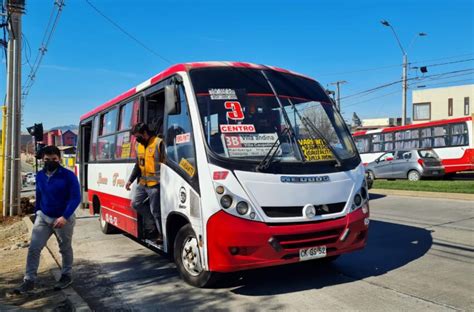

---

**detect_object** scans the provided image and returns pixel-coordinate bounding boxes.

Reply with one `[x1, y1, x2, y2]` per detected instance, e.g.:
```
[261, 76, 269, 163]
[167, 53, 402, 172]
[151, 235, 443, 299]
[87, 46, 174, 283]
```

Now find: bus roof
[80, 61, 315, 121]
[353, 116, 472, 136]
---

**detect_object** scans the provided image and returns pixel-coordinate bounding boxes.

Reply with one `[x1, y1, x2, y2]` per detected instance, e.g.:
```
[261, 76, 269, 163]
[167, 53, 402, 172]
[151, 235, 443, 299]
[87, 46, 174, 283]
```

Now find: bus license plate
[432, 171, 439, 175]
[299, 246, 327, 261]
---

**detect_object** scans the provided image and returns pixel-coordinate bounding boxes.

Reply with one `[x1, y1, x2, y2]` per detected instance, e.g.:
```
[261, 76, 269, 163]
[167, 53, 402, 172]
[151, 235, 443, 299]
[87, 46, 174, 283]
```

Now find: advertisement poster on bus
[221, 133, 279, 158]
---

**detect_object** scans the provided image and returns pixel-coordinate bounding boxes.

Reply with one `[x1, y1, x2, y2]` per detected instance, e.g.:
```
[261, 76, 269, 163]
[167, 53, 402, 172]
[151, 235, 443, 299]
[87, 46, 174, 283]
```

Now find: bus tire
[99, 207, 119, 234]
[408, 170, 421, 181]
[174, 224, 218, 288]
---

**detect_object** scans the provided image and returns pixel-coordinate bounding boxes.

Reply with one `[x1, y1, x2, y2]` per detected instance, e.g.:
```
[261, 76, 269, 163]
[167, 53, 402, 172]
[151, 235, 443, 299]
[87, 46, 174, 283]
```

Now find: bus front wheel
[174, 224, 218, 288]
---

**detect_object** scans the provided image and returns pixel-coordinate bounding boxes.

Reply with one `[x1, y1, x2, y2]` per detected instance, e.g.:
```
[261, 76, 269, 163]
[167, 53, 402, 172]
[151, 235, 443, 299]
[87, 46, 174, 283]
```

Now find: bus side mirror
[165, 84, 179, 116]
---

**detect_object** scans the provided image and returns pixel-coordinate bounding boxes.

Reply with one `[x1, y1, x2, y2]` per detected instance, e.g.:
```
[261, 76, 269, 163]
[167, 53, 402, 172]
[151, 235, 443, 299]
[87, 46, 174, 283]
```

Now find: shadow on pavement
[72, 219, 432, 309]
[230, 220, 432, 296]
[368, 193, 386, 200]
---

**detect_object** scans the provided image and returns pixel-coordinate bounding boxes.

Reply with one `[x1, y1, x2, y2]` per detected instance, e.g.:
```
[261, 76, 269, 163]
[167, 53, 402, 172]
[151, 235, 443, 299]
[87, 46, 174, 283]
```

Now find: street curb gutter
[371, 188, 474, 201]
[23, 216, 91, 312]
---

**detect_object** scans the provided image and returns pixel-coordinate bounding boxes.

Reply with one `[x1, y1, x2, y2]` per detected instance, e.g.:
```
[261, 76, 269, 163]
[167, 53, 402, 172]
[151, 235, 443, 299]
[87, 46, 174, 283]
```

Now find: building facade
[62, 130, 78, 146]
[412, 84, 473, 124]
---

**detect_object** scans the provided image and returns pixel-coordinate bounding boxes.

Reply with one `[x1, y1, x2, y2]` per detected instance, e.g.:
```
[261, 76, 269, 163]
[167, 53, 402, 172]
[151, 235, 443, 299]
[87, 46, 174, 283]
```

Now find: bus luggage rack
[271, 227, 344, 251]
[262, 202, 346, 218]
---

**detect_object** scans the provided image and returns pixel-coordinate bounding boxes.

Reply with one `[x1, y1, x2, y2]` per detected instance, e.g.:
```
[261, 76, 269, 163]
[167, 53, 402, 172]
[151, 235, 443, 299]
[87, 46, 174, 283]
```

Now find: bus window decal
[219, 124, 256, 133]
[224, 101, 245, 120]
[179, 158, 196, 177]
[209, 88, 237, 100]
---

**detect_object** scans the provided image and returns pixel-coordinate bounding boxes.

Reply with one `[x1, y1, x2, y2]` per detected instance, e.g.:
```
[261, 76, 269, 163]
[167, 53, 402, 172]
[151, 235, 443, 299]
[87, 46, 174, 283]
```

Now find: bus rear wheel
[99, 207, 119, 234]
[174, 224, 218, 288]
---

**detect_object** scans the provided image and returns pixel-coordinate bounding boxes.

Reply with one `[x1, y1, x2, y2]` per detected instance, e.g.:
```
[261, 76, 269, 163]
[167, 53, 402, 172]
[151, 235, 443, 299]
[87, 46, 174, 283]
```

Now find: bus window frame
[162, 80, 200, 194]
[353, 121, 470, 154]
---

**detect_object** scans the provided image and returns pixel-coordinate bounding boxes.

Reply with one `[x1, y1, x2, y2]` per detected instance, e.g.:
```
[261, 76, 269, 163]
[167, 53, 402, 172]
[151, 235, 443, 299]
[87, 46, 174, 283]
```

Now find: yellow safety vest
[137, 136, 162, 187]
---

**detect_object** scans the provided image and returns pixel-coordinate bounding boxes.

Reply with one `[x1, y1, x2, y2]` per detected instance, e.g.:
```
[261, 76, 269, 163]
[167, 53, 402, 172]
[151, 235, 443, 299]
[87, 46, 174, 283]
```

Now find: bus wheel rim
[100, 213, 107, 228]
[181, 236, 203, 277]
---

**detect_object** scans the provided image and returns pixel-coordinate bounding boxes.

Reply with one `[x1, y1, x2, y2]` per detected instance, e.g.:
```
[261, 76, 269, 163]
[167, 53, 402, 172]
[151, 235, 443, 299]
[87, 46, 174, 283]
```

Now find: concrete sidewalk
[371, 188, 474, 201]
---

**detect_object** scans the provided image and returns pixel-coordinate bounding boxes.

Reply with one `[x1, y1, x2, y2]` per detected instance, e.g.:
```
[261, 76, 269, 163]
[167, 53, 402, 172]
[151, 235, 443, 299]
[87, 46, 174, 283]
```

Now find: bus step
[144, 239, 164, 251]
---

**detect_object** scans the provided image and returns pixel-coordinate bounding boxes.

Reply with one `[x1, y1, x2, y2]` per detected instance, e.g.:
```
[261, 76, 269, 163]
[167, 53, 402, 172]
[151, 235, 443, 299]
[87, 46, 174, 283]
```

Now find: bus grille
[273, 227, 343, 250]
[262, 202, 346, 218]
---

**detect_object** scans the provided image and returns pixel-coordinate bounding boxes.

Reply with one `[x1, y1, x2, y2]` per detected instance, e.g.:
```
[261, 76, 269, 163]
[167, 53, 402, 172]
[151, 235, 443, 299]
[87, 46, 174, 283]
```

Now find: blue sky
[1, 0, 473, 129]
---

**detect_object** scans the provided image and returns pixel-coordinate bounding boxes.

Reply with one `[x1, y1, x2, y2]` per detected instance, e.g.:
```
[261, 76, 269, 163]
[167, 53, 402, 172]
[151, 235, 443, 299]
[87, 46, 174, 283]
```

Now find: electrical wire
[410, 78, 474, 89]
[317, 53, 474, 77]
[22, 0, 65, 100]
[341, 68, 474, 100]
[418, 58, 474, 68]
[84, 0, 172, 65]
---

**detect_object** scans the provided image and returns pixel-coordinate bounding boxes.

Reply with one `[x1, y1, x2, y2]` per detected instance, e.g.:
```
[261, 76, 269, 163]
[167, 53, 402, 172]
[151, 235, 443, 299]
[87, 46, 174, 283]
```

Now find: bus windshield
[190, 67, 357, 163]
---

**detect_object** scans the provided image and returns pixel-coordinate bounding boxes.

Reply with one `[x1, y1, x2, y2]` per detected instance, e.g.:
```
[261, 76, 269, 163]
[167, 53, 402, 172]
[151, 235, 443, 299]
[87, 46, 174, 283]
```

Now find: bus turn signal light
[213, 171, 229, 180]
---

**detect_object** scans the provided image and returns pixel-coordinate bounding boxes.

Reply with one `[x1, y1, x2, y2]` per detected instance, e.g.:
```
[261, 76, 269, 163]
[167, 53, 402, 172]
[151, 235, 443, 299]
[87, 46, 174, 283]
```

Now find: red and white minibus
[77, 62, 370, 287]
[353, 116, 474, 174]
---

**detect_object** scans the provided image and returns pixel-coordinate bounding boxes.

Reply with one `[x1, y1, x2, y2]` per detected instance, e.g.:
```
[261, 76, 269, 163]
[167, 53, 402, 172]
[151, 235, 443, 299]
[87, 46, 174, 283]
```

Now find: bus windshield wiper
[256, 128, 289, 172]
[288, 100, 343, 167]
[260, 70, 306, 163]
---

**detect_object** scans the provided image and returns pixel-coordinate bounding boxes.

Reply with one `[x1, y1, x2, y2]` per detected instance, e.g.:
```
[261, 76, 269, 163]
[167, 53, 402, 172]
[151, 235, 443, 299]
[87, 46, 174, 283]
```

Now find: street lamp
[381, 20, 427, 125]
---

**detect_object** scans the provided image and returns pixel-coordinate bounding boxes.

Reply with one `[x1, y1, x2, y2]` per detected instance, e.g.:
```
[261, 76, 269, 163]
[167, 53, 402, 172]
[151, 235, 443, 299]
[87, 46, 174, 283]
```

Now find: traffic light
[26, 123, 43, 142]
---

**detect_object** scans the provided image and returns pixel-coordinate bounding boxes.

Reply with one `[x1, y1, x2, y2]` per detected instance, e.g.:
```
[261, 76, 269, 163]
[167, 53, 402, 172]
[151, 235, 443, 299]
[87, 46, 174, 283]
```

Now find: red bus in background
[353, 115, 474, 174]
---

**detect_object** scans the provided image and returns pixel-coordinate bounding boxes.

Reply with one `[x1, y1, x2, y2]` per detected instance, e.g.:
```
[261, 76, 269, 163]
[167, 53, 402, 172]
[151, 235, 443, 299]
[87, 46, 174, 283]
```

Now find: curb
[23, 216, 91, 312]
[370, 188, 474, 201]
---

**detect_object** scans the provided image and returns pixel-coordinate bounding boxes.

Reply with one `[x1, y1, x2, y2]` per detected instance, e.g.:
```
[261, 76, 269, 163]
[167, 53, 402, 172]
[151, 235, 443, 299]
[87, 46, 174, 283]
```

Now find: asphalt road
[68, 194, 473, 311]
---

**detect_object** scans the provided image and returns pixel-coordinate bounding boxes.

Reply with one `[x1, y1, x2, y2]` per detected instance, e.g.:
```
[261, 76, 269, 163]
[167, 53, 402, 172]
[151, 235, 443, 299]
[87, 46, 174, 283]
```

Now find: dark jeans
[132, 184, 162, 235]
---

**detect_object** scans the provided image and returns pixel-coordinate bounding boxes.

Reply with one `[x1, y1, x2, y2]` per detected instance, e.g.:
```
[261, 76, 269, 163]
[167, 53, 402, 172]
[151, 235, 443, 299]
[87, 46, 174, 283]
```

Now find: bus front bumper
[206, 206, 369, 273]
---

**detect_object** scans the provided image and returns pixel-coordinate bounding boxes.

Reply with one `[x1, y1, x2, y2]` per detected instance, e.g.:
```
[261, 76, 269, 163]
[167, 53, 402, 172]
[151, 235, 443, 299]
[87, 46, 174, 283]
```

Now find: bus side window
[165, 85, 197, 179]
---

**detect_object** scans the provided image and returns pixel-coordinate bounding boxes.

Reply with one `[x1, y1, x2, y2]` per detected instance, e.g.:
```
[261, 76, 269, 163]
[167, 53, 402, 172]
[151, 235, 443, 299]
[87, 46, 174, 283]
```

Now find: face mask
[44, 160, 60, 172]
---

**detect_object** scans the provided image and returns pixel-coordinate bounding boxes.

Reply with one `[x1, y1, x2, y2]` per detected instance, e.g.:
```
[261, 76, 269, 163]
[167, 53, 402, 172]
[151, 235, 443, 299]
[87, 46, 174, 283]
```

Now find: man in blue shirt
[13, 145, 81, 294]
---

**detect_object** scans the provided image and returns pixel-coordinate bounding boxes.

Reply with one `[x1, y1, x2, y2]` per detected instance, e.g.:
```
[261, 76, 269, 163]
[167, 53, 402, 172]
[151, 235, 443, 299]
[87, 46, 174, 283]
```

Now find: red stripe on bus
[80, 62, 317, 121]
[88, 189, 138, 237]
[441, 148, 474, 174]
[380, 117, 472, 133]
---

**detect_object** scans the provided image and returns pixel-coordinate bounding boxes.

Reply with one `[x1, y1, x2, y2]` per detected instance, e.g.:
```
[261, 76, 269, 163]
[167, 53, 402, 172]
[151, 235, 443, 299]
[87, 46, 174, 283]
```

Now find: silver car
[366, 149, 445, 181]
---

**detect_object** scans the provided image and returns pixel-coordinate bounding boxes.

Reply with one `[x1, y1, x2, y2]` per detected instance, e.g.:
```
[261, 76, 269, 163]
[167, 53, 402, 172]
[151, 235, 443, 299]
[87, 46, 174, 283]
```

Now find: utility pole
[4, 0, 25, 216]
[3, 1, 15, 216]
[402, 54, 408, 126]
[330, 80, 347, 112]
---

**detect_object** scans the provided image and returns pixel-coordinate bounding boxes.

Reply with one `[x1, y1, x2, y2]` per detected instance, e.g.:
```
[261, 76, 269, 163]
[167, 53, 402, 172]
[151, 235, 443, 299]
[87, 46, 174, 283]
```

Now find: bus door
[79, 118, 94, 206]
[161, 82, 201, 254]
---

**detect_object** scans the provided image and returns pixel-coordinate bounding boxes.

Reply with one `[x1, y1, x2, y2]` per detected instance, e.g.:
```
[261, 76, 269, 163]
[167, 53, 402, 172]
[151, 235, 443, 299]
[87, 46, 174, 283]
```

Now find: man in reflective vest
[126, 123, 163, 243]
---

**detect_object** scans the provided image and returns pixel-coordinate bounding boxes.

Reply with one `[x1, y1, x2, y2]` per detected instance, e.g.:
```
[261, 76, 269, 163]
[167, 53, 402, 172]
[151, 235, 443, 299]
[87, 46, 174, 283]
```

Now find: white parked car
[26, 174, 36, 185]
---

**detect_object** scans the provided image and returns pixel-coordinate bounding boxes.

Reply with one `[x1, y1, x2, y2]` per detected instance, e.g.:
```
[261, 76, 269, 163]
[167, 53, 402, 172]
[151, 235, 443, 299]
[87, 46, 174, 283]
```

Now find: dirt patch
[0, 217, 29, 250]
[0, 218, 70, 311]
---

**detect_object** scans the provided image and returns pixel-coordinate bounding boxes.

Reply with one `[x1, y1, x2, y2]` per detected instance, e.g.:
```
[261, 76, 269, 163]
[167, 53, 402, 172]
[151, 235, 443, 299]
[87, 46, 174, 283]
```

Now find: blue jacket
[35, 166, 81, 219]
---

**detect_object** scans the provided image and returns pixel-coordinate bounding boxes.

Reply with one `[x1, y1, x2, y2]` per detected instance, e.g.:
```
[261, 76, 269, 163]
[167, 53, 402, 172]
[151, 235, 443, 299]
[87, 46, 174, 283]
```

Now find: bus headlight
[215, 185, 225, 194]
[236, 201, 249, 215]
[220, 195, 233, 209]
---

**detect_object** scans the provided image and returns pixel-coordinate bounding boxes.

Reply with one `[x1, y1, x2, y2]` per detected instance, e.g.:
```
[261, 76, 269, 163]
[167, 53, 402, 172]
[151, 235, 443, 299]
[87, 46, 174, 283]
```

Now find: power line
[341, 68, 474, 100]
[415, 58, 474, 68]
[410, 78, 474, 89]
[84, 0, 172, 65]
[318, 53, 474, 77]
[344, 89, 401, 108]
[411, 52, 474, 64]
[22, 0, 65, 100]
